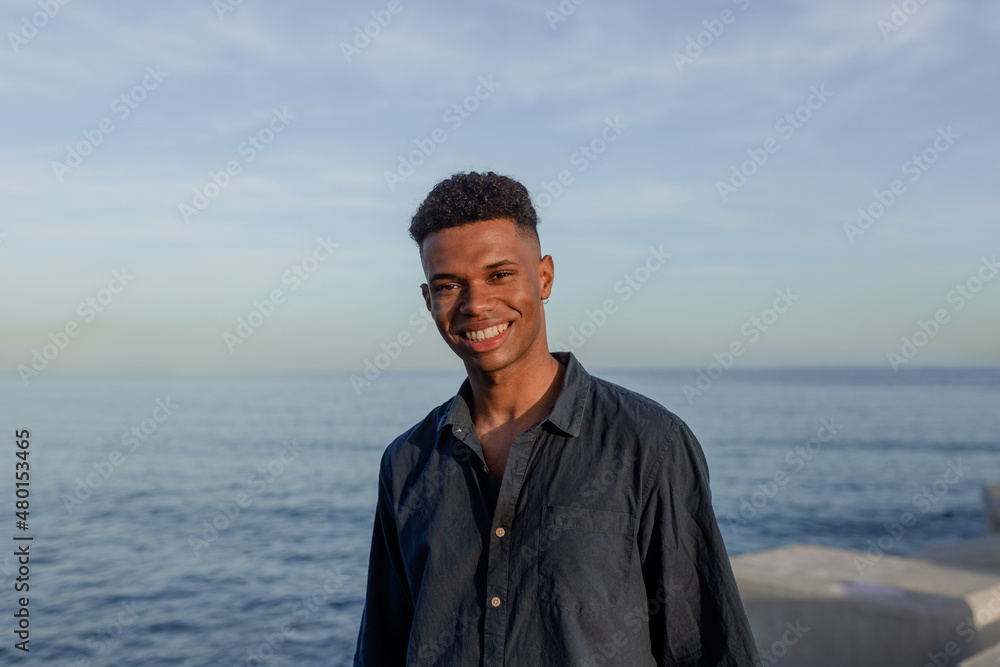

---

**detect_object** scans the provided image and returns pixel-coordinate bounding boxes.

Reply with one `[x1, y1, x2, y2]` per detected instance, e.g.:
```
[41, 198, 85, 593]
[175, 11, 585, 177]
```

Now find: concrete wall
[959, 641, 1000, 667]
[916, 535, 1000, 575]
[732, 544, 1000, 667]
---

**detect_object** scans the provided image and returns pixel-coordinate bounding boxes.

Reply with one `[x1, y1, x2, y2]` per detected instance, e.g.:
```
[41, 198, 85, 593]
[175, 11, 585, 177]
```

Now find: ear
[421, 283, 432, 311]
[538, 255, 554, 301]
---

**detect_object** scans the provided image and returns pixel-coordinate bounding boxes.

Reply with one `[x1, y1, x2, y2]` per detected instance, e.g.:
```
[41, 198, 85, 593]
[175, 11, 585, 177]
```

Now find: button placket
[483, 430, 541, 664]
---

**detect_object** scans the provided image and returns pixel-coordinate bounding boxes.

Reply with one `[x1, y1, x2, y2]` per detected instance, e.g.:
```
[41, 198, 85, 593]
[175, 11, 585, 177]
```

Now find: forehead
[421, 218, 535, 276]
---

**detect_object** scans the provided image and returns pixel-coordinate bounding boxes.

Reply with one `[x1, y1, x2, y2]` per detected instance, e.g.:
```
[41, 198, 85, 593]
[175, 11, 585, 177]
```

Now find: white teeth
[463, 322, 509, 342]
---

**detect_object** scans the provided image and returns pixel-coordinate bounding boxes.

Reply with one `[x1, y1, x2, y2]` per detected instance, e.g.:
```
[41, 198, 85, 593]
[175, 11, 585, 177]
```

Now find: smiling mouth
[461, 322, 509, 342]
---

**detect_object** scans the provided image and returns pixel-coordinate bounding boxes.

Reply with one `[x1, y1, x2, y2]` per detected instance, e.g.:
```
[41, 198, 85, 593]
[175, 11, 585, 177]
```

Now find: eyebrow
[428, 259, 519, 283]
[484, 259, 518, 270]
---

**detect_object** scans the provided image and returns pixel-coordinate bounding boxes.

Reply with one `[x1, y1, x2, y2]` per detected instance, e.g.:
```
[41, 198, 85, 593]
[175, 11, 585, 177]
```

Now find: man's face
[420, 218, 553, 374]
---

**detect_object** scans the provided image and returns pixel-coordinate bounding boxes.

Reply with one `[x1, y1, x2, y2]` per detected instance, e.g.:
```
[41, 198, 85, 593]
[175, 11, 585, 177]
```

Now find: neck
[465, 347, 565, 430]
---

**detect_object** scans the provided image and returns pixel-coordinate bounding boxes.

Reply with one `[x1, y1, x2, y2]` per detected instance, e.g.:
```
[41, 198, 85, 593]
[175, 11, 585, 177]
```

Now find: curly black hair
[409, 171, 539, 248]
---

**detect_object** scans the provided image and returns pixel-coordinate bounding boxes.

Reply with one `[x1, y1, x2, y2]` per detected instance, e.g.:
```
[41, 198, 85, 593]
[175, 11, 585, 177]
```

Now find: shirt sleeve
[636, 418, 759, 666]
[354, 451, 414, 666]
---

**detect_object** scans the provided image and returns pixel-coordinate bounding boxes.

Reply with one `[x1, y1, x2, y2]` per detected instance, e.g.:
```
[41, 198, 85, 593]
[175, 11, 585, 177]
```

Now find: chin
[456, 346, 513, 373]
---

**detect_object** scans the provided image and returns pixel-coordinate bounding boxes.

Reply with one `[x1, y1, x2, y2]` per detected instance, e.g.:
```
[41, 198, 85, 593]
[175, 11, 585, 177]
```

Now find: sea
[0, 367, 998, 666]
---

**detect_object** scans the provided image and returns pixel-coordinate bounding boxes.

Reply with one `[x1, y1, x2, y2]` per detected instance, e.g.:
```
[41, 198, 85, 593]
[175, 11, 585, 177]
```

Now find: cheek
[431, 302, 455, 332]
[520, 288, 541, 310]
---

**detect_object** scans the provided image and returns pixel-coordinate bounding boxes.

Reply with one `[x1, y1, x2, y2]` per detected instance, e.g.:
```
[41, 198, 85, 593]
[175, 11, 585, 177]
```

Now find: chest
[478, 429, 514, 486]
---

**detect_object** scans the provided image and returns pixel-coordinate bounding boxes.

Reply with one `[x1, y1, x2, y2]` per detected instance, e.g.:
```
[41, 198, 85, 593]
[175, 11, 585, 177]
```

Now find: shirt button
[491, 596, 501, 608]
[495, 527, 505, 538]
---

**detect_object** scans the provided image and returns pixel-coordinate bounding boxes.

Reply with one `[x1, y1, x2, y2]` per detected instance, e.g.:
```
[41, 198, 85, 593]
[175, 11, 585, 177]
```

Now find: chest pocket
[537, 504, 636, 613]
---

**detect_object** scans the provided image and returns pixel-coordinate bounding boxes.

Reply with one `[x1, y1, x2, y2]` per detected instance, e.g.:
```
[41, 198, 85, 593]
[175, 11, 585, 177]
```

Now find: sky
[2, 0, 998, 377]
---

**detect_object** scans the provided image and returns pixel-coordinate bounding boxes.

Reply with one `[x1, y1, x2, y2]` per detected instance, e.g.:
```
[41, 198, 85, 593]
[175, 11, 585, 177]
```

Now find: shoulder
[586, 373, 710, 488]
[587, 373, 684, 434]
[379, 394, 455, 478]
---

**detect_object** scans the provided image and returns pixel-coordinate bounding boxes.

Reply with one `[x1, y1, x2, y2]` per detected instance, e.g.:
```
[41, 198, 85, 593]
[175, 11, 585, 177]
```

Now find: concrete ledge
[732, 544, 1000, 667]
[917, 535, 1000, 575]
[960, 641, 1000, 667]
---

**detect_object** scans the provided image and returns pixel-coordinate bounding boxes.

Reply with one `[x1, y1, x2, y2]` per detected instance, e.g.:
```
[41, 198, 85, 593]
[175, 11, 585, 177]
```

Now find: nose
[459, 281, 495, 316]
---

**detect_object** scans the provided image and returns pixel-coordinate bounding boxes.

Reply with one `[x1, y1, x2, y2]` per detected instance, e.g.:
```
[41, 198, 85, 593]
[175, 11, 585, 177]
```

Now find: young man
[354, 172, 757, 665]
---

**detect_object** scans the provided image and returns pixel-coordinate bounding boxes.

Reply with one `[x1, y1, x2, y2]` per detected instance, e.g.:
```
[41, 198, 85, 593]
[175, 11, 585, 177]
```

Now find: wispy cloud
[2, 0, 997, 371]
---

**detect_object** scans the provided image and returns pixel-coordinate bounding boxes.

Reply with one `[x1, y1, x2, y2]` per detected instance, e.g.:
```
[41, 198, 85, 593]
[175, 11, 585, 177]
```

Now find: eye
[490, 270, 515, 281]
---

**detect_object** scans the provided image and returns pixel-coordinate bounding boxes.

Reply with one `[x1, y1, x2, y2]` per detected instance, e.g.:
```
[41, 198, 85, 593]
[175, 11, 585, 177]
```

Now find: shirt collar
[440, 351, 591, 438]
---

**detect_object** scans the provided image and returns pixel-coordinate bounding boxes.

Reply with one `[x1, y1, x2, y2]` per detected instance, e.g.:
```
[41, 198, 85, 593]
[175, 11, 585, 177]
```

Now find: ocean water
[0, 367, 998, 666]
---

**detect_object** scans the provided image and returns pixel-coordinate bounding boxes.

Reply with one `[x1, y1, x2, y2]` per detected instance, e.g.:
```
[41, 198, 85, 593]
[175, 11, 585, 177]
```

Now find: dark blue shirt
[354, 351, 757, 666]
